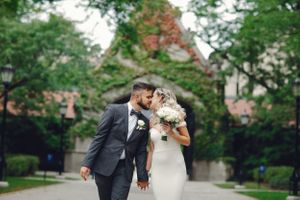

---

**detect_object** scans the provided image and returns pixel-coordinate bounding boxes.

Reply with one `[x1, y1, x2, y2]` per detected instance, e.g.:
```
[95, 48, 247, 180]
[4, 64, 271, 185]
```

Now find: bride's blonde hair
[151, 88, 186, 126]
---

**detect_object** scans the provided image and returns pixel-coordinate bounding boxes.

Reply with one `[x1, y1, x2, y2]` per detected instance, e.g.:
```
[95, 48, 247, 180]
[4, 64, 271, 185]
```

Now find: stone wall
[192, 160, 232, 182]
[65, 137, 232, 182]
[64, 137, 92, 172]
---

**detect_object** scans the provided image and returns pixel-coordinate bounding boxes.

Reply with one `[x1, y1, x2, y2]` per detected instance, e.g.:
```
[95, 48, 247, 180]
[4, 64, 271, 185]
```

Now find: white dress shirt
[120, 102, 138, 159]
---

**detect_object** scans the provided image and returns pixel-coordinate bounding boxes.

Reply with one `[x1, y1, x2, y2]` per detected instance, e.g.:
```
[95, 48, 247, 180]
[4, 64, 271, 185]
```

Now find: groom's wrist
[137, 176, 149, 182]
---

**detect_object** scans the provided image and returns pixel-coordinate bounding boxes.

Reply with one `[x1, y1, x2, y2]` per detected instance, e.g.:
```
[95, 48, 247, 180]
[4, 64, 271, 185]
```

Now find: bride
[147, 88, 190, 200]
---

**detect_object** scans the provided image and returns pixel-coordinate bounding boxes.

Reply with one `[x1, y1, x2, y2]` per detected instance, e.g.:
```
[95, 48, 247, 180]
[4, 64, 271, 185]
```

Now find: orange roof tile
[225, 99, 255, 116]
[0, 91, 79, 119]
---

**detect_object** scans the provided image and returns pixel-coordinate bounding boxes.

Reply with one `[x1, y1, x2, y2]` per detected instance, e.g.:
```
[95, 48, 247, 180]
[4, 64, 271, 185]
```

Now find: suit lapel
[122, 104, 129, 139]
[127, 115, 147, 142]
[128, 121, 138, 141]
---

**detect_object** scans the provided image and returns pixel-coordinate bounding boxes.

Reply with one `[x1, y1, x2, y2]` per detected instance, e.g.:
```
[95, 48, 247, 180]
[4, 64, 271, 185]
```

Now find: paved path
[0, 177, 255, 200]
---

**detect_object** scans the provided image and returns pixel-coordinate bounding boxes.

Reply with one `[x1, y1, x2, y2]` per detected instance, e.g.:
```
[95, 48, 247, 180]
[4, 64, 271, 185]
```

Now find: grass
[215, 181, 269, 190]
[244, 182, 269, 190]
[65, 177, 80, 180]
[0, 177, 61, 194]
[28, 174, 80, 181]
[30, 174, 56, 179]
[238, 191, 288, 200]
[215, 182, 235, 189]
[215, 182, 289, 200]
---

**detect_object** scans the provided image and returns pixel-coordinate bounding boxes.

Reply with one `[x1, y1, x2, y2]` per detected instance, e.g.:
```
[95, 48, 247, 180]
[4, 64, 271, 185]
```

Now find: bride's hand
[161, 123, 174, 136]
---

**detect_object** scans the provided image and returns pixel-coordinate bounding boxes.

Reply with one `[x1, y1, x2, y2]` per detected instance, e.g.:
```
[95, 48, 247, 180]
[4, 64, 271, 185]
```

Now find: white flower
[156, 107, 181, 141]
[136, 120, 146, 130]
[156, 106, 180, 127]
[138, 120, 145, 126]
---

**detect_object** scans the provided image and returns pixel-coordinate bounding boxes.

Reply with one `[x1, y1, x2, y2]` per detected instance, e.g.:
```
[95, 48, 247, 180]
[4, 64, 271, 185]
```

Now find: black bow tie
[130, 109, 141, 117]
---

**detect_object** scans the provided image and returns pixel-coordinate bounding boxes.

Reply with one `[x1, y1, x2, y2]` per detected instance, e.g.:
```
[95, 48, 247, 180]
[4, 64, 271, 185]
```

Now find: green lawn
[215, 182, 269, 190]
[0, 177, 61, 194]
[29, 174, 80, 181]
[239, 191, 288, 200]
[30, 174, 56, 179]
[215, 182, 235, 189]
[215, 182, 288, 200]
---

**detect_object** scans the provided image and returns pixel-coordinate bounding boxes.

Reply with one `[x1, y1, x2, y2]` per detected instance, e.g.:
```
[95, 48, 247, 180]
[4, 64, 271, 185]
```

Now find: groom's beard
[137, 99, 149, 110]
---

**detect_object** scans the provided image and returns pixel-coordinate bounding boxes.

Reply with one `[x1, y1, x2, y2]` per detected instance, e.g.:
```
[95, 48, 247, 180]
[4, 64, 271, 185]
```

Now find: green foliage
[6, 154, 40, 176]
[6, 115, 74, 152]
[194, 133, 224, 160]
[87, 0, 143, 24]
[253, 166, 292, 190]
[0, 0, 44, 17]
[0, 10, 100, 114]
[82, 0, 226, 160]
[215, 182, 235, 189]
[190, 0, 300, 98]
[265, 166, 293, 183]
[114, 22, 139, 55]
[94, 0, 299, 165]
[239, 191, 288, 200]
[156, 51, 171, 63]
[269, 175, 290, 190]
[68, 118, 97, 139]
[224, 119, 294, 180]
[87, 0, 170, 24]
[0, 177, 60, 194]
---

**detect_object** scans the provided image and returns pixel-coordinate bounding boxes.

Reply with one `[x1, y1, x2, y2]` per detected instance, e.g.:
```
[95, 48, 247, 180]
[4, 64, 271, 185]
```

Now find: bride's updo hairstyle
[152, 88, 186, 125]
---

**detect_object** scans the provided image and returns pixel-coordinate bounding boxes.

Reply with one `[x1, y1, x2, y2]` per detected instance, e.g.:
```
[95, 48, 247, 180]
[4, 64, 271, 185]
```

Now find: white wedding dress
[150, 123, 187, 200]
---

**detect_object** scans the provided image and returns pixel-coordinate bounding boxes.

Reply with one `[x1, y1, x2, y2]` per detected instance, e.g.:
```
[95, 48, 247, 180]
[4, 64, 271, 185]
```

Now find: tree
[188, 0, 300, 175]
[87, 0, 143, 24]
[0, 13, 100, 114]
[0, 1, 101, 165]
[189, 0, 300, 99]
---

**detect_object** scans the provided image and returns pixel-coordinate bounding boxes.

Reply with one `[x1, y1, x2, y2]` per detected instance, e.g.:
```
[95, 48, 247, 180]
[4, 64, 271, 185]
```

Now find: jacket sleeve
[81, 105, 115, 168]
[135, 123, 149, 182]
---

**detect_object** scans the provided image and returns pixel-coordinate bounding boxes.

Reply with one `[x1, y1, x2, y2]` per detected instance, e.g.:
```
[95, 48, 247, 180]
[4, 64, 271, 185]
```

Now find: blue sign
[259, 165, 266, 173]
[47, 154, 54, 163]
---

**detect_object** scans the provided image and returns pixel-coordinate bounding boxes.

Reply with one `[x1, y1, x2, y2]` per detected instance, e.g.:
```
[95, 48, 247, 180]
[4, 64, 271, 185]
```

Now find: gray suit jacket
[81, 103, 149, 182]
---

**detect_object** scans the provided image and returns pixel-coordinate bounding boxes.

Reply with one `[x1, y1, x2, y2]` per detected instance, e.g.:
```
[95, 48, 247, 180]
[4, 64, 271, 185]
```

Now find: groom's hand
[137, 181, 149, 190]
[80, 166, 91, 181]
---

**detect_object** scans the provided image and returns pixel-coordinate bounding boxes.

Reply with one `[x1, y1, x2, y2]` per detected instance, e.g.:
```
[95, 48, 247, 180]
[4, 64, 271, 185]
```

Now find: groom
[80, 82, 156, 200]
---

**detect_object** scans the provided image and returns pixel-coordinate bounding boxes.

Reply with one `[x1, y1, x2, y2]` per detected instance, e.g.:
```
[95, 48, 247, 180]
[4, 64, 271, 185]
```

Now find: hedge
[6, 154, 39, 176]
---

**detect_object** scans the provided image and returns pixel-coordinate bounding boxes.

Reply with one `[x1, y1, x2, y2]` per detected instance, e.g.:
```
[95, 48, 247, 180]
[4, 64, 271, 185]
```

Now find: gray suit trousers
[95, 160, 131, 200]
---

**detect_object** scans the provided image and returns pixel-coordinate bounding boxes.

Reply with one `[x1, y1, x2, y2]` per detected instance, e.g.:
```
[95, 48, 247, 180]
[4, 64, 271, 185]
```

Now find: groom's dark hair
[131, 82, 156, 95]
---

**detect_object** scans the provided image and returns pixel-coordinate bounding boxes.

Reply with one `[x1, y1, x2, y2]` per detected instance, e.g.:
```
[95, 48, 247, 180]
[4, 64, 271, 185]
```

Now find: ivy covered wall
[68, 0, 227, 161]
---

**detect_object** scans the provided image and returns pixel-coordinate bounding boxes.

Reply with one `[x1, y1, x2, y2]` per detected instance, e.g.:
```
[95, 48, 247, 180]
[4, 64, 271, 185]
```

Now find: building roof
[0, 91, 79, 119]
[225, 98, 255, 116]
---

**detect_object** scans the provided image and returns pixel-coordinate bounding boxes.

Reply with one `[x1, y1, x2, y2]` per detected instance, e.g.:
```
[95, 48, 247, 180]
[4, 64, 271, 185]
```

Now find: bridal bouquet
[156, 106, 180, 141]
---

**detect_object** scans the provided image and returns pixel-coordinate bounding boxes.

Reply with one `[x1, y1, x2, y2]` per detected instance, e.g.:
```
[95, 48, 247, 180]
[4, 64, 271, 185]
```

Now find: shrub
[253, 169, 264, 183]
[252, 166, 293, 190]
[269, 174, 290, 190]
[6, 154, 40, 176]
[253, 166, 293, 190]
[265, 166, 293, 183]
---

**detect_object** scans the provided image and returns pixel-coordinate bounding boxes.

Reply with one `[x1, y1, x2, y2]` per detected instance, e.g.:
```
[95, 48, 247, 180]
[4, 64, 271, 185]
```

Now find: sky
[44, 0, 214, 59]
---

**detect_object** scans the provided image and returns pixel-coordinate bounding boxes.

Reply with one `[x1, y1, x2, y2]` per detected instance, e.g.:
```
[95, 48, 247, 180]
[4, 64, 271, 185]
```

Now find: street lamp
[0, 64, 15, 183]
[287, 77, 300, 199]
[236, 110, 249, 188]
[58, 99, 67, 176]
[240, 110, 249, 126]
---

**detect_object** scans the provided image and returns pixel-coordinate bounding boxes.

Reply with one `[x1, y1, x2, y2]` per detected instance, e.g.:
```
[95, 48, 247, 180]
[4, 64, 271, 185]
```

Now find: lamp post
[240, 111, 249, 126]
[287, 77, 300, 200]
[235, 110, 249, 188]
[58, 99, 67, 176]
[0, 64, 15, 184]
